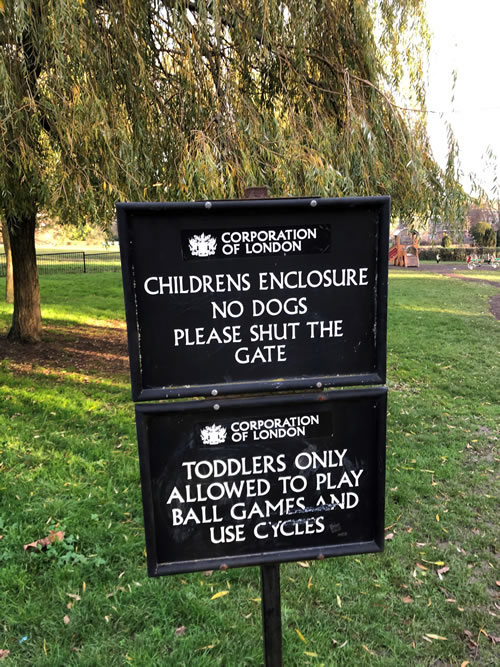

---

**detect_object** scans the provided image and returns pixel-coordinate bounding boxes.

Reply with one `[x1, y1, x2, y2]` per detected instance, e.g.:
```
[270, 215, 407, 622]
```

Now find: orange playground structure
[389, 230, 420, 267]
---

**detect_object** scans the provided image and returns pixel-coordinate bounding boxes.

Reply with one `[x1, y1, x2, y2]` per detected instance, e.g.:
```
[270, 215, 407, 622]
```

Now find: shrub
[418, 246, 500, 261]
[484, 226, 496, 247]
[441, 234, 452, 248]
[470, 221, 495, 246]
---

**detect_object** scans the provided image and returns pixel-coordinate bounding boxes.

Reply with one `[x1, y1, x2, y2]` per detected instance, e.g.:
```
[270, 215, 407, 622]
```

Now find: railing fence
[0, 251, 121, 277]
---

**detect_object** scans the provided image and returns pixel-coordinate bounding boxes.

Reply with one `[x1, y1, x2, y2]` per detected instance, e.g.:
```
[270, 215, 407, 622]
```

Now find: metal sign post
[246, 188, 283, 667]
[261, 562, 282, 666]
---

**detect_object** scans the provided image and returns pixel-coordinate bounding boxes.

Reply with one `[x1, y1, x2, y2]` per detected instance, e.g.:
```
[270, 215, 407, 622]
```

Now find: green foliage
[0, 0, 465, 228]
[419, 246, 500, 261]
[470, 221, 496, 247]
[441, 233, 452, 248]
[484, 225, 496, 247]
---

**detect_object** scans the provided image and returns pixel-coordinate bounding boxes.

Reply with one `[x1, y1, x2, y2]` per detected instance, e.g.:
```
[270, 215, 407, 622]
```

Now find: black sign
[135, 388, 386, 576]
[118, 197, 389, 401]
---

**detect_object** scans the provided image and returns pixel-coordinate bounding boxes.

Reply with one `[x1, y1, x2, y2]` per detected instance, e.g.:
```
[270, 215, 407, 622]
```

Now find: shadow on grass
[0, 321, 129, 380]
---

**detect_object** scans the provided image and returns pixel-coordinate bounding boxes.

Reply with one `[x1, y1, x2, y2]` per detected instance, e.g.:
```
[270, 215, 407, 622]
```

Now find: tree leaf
[296, 629, 307, 643]
[210, 590, 228, 600]
[24, 530, 65, 551]
[175, 626, 187, 636]
[425, 633, 447, 640]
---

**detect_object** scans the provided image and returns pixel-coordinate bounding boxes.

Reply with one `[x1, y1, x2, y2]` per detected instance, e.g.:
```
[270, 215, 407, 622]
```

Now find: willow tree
[1, 0, 460, 342]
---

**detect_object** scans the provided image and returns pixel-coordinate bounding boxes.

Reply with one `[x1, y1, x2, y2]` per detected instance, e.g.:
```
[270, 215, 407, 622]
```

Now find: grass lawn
[0, 270, 498, 665]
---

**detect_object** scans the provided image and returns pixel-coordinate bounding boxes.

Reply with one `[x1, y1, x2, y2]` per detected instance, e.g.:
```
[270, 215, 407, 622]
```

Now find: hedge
[418, 247, 500, 262]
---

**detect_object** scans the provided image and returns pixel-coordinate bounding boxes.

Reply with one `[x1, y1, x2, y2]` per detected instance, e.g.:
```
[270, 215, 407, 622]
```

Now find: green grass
[0, 271, 498, 665]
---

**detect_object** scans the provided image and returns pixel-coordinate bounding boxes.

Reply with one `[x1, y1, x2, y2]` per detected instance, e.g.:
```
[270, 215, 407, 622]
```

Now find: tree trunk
[1, 222, 14, 303]
[7, 212, 42, 343]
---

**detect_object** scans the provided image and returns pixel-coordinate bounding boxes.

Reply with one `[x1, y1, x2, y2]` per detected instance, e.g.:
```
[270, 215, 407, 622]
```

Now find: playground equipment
[389, 230, 420, 267]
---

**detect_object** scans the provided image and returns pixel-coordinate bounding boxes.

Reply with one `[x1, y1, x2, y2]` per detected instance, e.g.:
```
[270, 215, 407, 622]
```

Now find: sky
[425, 0, 500, 196]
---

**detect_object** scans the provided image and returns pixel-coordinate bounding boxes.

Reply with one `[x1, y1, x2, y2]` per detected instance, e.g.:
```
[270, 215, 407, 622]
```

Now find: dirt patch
[0, 321, 129, 378]
[488, 294, 500, 320]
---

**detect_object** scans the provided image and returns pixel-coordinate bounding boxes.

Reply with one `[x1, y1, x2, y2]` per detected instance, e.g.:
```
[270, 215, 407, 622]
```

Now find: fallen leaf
[488, 634, 500, 645]
[362, 644, 376, 655]
[460, 661, 469, 667]
[210, 590, 228, 600]
[296, 629, 307, 643]
[0, 650, 10, 659]
[425, 633, 447, 640]
[416, 563, 428, 571]
[436, 514, 440, 522]
[297, 561, 310, 568]
[198, 643, 216, 651]
[203, 570, 213, 576]
[304, 651, 318, 657]
[250, 597, 261, 603]
[175, 626, 187, 637]
[336, 594, 342, 608]
[307, 576, 313, 589]
[402, 596, 413, 604]
[63, 615, 70, 625]
[24, 530, 65, 551]
[422, 560, 445, 566]
[385, 533, 394, 541]
[437, 566, 450, 576]
[66, 593, 81, 601]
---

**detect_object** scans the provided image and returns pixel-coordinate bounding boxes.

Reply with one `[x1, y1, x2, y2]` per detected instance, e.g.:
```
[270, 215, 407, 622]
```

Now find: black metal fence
[0, 251, 121, 277]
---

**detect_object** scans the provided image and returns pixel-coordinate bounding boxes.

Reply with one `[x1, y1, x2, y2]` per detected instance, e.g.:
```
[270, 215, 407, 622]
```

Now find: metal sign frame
[135, 387, 387, 577]
[118, 196, 390, 401]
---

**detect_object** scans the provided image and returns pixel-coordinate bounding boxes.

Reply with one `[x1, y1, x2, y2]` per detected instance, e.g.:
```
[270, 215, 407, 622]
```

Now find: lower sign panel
[135, 388, 387, 576]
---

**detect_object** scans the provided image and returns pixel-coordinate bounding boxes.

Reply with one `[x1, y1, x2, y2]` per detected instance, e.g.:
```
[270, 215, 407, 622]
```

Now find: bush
[418, 246, 500, 262]
[441, 234, 452, 247]
[470, 221, 495, 246]
[484, 226, 496, 247]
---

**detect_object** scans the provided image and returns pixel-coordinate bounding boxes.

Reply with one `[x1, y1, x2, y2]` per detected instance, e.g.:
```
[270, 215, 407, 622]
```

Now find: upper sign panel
[118, 197, 389, 401]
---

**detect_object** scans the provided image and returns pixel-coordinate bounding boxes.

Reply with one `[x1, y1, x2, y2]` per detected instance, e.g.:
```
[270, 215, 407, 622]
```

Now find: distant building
[467, 205, 499, 229]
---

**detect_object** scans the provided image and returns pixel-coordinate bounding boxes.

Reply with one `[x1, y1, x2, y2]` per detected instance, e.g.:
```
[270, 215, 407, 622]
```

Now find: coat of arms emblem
[200, 424, 227, 445]
[189, 233, 217, 257]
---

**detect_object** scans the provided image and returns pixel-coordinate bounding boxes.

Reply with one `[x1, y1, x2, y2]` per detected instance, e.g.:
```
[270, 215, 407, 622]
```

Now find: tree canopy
[1, 0, 466, 341]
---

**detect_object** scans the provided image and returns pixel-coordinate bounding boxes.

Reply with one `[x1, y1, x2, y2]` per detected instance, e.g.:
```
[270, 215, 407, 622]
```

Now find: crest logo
[189, 233, 217, 257]
[200, 424, 227, 445]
